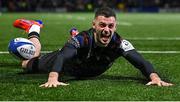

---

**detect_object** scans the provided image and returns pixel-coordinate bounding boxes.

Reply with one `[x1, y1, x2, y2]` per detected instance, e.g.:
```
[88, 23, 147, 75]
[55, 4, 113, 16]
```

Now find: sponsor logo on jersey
[120, 39, 135, 51]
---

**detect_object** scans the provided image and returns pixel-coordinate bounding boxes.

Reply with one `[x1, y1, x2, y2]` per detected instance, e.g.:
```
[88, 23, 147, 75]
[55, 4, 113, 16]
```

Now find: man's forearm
[51, 44, 77, 72]
[124, 50, 155, 78]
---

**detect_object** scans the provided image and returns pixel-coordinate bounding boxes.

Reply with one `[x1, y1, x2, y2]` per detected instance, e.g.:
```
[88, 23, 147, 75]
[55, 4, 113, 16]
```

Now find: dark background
[0, 0, 180, 12]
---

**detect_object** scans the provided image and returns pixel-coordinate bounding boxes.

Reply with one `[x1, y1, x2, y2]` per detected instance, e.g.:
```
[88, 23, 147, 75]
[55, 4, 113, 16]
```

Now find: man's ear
[115, 24, 117, 31]
[92, 20, 95, 29]
[114, 22, 117, 31]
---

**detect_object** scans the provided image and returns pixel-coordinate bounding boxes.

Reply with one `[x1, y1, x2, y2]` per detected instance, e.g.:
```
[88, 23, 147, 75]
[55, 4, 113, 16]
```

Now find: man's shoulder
[113, 32, 122, 38]
[67, 28, 93, 48]
[112, 32, 135, 52]
[78, 28, 93, 37]
[111, 32, 122, 43]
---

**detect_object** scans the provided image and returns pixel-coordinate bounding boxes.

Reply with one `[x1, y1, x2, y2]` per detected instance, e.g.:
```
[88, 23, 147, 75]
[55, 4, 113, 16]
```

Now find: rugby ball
[8, 38, 36, 60]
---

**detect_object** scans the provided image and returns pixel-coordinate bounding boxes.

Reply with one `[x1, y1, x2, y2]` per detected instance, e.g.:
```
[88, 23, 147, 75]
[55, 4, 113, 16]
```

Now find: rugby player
[13, 7, 173, 88]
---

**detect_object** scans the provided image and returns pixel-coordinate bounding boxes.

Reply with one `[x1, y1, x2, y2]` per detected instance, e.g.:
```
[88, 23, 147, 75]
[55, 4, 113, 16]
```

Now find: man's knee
[21, 57, 40, 73]
[21, 56, 40, 68]
[22, 60, 29, 68]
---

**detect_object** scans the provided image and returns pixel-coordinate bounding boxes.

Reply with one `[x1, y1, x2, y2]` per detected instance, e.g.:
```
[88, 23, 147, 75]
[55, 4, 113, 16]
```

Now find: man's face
[93, 16, 116, 47]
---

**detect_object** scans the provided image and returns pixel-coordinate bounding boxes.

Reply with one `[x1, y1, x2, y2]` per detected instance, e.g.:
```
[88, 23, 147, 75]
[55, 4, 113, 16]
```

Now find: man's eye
[108, 24, 114, 28]
[99, 23, 106, 28]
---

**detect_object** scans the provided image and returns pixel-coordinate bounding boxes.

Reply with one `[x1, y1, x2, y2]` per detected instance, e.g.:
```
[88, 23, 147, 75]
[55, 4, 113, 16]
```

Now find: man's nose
[103, 26, 109, 34]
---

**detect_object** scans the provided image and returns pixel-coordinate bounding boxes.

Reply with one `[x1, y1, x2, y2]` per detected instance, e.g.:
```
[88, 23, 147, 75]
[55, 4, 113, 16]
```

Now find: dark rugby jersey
[68, 28, 124, 66]
[51, 28, 155, 78]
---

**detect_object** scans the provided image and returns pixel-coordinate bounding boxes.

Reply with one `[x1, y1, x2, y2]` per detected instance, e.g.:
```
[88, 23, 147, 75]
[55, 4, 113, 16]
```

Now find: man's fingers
[52, 84, 57, 87]
[161, 81, 173, 86]
[44, 83, 49, 87]
[146, 81, 174, 87]
[49, 84, 53, 88]
[39, 84, 45, 87]
[157, 82, 162, 86]
[146, 81, 161, 86]
[168, 83, 173, 86]
[59, 82, 69, 86]
[146, 82, 151, 85]
[39, 82, 69, 88]
[146, 81, 155, 85]
[39, 83, 53, 88]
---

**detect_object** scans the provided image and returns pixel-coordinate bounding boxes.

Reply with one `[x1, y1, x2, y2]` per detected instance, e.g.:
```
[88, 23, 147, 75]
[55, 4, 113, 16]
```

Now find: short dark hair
[95, 7, 116, 19]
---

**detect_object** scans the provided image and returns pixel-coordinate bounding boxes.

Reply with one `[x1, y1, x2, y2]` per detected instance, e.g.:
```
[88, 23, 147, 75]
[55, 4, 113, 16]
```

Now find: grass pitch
[0, 12, 180, 101]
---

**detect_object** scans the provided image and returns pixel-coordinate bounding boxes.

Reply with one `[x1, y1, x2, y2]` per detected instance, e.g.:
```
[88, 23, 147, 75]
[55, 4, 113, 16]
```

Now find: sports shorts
[25, 50, 60, 74]
[25, 50, 112, 77]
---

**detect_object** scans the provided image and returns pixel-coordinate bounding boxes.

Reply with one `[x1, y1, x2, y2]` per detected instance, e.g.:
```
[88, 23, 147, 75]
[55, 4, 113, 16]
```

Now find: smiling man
[13, 7, 173, 88]
[93, 14, 116, 46]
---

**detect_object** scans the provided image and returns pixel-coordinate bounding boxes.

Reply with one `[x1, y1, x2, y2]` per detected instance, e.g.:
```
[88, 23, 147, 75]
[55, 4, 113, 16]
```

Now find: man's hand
[39, 72, 69, 88]
[146, 73, 173, 86]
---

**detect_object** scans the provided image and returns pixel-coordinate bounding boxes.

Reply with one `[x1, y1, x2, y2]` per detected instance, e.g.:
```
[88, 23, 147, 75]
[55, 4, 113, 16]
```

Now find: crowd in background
[0, 0, 180, 12]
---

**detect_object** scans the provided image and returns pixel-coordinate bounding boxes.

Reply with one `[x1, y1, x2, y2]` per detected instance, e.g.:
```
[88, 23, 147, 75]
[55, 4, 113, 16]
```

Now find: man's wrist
[48, 72, 59, 81]
[150, 73, 161, 81]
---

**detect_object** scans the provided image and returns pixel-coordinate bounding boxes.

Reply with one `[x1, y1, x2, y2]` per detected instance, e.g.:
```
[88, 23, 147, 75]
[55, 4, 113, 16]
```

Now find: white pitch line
[0, 51, 52, 54]
[0, 52, 8, 54]
[127, 37, 180, 40]
[117, 21, 133, 26]
[1, 51, 180, 54]
[138, 51, 180, 54]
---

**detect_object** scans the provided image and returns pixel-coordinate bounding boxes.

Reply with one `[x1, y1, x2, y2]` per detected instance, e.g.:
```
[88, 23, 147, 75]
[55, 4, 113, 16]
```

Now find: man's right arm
[39, 43, 78, 88]
[40, 35, 84, 88]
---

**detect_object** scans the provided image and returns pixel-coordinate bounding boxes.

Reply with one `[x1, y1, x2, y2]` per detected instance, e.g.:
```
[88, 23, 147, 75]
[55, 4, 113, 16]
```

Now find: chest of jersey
[76, 45, 122, 64]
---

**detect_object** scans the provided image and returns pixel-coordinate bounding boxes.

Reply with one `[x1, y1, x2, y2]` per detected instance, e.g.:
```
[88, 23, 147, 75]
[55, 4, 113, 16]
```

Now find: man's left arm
[120, 40, 173, 86]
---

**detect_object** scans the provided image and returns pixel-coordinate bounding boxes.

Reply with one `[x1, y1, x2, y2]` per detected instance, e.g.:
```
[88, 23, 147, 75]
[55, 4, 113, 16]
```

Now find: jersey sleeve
[50, 33, 87, 73]
[51, 43, 77, 73]
[119, 39, 155, 79]
[123, 49, 155, 79]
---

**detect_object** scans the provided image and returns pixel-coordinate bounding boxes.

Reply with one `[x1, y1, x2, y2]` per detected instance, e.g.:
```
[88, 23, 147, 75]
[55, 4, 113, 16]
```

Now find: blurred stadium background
[1, 0, 180, 13]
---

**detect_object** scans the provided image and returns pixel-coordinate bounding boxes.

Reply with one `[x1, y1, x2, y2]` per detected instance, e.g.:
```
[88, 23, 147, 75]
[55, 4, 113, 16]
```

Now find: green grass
[0, 13, 180, 101]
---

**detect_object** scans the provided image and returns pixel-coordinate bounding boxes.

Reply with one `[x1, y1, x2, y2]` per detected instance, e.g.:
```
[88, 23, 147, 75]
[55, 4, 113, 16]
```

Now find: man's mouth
[95, 30, 112, 46]
[100, 32, 111, 42]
